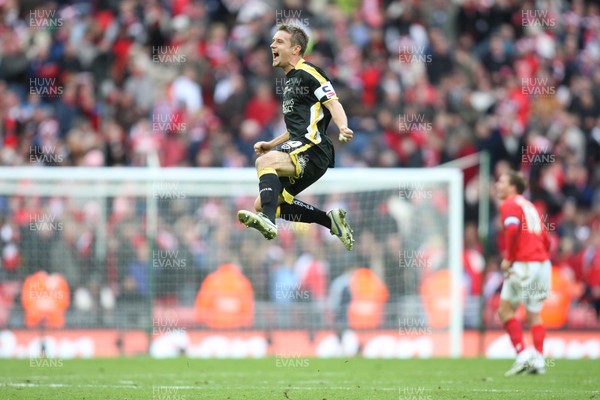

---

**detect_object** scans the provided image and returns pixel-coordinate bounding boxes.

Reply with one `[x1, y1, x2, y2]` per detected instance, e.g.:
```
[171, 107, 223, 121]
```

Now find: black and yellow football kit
[274, 58, 338, 203]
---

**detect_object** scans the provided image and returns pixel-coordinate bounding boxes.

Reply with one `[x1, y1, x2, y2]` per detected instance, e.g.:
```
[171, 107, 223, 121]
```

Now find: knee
[497, 307, 505, 322]
[526, 312, 541, 326]
[255, 156, 263, 170]
[255, 153, 274, 171]
[498, 302, 514, 323]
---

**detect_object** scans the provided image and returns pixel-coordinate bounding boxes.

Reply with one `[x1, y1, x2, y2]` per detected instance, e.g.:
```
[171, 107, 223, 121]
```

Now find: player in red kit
[495, 171, 551, 376]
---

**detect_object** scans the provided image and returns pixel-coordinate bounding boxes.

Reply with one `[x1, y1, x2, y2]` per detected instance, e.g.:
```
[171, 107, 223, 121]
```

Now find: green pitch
[1, 358, 598, 400]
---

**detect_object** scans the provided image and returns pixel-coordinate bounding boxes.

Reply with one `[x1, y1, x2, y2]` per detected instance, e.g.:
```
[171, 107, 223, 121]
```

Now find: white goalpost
[0, 167, 463, 358]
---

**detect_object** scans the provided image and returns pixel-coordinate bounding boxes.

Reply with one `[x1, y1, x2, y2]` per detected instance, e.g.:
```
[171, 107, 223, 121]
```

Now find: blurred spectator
[244, 81, 278, 128]
[194, 263, 254, 329]
[269, 249, 299, 304]
[21, 271, 70, 329]
[328, 265, 354, 327]
[574, 231, 600, 318]
[463, 222, 485, 295]
[49, 218, 82, 287]
[126, 240, 150, 298]
[348, 267, 389, 329]
[294, 245, 328, 302]
[170, 66, 203, 114]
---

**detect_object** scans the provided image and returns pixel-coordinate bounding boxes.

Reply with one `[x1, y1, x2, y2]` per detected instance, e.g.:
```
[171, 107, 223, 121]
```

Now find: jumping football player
[237, 24, 354, 251]
[496, 171, 551, 376]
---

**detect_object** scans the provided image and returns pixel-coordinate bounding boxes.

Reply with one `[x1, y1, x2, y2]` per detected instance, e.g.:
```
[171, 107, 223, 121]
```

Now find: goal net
[0, 167, 463, 358]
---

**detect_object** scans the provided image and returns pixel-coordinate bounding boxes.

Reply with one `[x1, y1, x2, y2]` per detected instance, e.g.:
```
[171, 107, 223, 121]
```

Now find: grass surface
[0, 357, 598, 400]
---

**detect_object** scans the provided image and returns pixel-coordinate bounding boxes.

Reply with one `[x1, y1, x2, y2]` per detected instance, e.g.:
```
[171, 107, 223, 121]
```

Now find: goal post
[0, 167, 464, 358]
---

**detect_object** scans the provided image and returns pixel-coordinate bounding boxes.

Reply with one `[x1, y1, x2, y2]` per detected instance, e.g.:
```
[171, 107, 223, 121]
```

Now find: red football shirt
[499, 194, 550, 262]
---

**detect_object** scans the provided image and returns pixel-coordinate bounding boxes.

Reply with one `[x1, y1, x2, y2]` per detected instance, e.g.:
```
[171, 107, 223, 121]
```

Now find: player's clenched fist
[254, 141, 272, 155]
[338, 126, 353, 143]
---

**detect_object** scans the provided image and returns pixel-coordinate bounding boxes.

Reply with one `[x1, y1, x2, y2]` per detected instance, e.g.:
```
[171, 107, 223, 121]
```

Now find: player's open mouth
[272, 52, 279, 61]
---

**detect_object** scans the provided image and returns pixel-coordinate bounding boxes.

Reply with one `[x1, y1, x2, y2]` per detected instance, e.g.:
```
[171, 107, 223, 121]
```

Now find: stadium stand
[0, 0, 599, 331]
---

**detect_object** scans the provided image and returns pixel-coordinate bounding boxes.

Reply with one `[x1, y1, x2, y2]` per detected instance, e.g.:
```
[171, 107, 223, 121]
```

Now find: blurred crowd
[2, 188, 433, 329]
[0, 0, 600, 328]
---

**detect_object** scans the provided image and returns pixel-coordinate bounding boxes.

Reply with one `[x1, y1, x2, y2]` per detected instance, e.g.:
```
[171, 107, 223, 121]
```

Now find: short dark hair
[277, 24, 308, 56]
[505, 170, 527, 194]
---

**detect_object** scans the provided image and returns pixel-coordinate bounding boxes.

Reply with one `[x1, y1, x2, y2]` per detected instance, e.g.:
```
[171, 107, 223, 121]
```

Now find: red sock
[531, 324, 545, 353]
[504, 317, 525, 354]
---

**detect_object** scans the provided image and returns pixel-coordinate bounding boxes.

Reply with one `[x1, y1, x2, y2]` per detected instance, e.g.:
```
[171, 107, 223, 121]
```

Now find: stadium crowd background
[0, 0, 599, 330]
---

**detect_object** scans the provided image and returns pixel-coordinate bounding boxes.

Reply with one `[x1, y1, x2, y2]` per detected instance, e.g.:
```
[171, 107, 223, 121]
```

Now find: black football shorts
[272, 137, 334, 203]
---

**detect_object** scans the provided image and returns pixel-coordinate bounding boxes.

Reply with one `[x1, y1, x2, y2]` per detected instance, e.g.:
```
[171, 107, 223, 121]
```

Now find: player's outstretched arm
[324, 99, 353, 142]
[254, 131, 290, 155]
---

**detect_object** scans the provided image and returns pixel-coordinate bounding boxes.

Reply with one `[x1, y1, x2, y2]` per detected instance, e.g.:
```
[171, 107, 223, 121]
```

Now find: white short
[500, 260, 552, 313]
